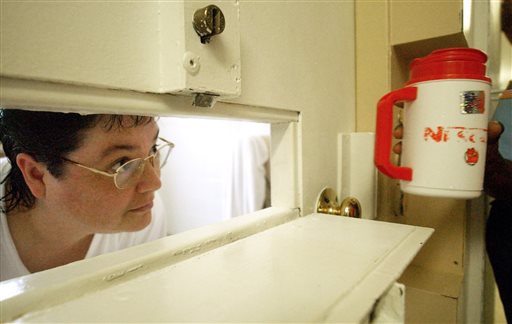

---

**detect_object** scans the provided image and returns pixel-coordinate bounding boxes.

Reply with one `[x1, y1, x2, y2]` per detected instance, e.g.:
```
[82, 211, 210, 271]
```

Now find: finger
[393, 141, 402, 155]
[487, 121, 504, 144]
[393, 125, 403, 139]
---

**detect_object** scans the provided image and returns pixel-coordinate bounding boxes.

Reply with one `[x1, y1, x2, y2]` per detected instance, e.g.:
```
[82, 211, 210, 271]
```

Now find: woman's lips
[131, 201, 154, 213]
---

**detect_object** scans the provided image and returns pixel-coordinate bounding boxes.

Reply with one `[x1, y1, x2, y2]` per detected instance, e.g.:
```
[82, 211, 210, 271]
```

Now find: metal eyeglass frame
[60, 137, 174, 189]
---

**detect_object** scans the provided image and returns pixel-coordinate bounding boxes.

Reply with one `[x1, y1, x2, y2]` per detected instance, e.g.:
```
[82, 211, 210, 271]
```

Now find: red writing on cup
[424, 126, 487, 143]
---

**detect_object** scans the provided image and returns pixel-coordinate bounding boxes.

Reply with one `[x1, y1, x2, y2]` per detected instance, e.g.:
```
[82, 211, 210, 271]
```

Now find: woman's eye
[110, 158, 131, 171]
[150, 144, 158, 154]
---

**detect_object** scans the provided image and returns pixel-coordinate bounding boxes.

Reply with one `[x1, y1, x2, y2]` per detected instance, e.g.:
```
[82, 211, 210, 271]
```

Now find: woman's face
[43, 117, 162, 234]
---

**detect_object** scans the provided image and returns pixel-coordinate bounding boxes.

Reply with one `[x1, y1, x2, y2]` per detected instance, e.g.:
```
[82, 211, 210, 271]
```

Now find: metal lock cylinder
[193, 5, 226, 44]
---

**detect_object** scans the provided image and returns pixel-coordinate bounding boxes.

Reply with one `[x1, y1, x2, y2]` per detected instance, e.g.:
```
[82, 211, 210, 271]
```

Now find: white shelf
[2, 213, 432, 323]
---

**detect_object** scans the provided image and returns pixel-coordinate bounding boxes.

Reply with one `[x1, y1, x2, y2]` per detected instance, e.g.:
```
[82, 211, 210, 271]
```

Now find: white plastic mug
[375, 48, 492, 199]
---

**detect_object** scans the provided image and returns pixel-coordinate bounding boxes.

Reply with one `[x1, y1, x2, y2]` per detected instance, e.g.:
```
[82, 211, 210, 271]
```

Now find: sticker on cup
[460, 91, 485, 114]
[464, 147, 479, 166]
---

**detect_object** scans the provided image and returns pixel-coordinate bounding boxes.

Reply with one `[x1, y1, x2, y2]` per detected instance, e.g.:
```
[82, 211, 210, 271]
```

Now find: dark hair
[0, 109, 153, 213]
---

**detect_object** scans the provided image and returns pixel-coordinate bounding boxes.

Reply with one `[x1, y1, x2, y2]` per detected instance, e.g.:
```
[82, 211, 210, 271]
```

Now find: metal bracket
[193, 93, 218, 108]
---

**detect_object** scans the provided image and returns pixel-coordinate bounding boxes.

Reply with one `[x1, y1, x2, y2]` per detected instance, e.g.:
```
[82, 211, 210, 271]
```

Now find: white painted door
[0, 1, 433, 322]
[0, 213, 432, 323]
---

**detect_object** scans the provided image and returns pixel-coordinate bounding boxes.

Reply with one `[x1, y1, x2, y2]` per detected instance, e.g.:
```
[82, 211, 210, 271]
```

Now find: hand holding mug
[375, 48, 491, 199]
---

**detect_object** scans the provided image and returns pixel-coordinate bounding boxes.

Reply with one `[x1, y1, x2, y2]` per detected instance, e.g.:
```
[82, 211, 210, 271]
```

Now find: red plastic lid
[406, 48, 491, 85]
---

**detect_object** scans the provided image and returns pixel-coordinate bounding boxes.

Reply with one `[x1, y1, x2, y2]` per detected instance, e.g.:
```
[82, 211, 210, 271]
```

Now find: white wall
[157, 117, 270, 234]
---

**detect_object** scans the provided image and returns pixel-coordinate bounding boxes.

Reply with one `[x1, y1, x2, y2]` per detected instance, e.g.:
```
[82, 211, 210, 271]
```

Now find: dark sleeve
[484, 140, 512, 201]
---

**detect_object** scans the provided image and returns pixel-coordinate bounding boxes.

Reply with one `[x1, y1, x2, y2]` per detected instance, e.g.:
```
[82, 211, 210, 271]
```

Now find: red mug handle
[374, 87, 417, 181]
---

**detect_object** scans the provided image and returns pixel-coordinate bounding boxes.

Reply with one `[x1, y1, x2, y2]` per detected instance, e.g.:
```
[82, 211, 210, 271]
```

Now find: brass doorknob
[316, 187, 362, 218]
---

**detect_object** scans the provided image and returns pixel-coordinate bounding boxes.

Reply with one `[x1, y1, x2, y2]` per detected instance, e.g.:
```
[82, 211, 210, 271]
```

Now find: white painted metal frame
[0, 77, 298, 123]
[0, 75, 302, 210]
[0, 207, 299, 322]
[1, 212, 432, 323]
[0, 76, 433, 323]
[0, 75, 305, 321]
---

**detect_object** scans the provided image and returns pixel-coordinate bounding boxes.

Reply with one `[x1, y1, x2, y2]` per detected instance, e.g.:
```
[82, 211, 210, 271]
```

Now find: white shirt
[0, 158, 168, 282]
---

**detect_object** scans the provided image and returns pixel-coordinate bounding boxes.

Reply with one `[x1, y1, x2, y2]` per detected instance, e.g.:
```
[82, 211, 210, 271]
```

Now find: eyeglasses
[60, 137, 174, 189]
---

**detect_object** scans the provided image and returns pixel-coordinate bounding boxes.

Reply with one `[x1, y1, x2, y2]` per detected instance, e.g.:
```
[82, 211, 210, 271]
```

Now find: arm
[484, 121, 512, 201]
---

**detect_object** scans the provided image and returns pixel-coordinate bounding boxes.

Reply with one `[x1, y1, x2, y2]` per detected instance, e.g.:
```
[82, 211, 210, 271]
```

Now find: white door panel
[0, 212, 432, 323]
[0, 1, 241, 97]
[0, 208, 299, 319]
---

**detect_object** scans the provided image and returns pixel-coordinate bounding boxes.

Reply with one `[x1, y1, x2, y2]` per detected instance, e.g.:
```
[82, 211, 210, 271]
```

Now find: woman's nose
[136, 160, 162, 193]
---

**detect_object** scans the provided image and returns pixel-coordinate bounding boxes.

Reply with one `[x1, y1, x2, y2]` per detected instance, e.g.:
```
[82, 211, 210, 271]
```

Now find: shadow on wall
[157, 117, 271, 235]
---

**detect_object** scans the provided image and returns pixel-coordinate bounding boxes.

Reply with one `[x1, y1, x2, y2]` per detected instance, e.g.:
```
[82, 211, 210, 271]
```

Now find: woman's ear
[16, 153, 47, 199]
